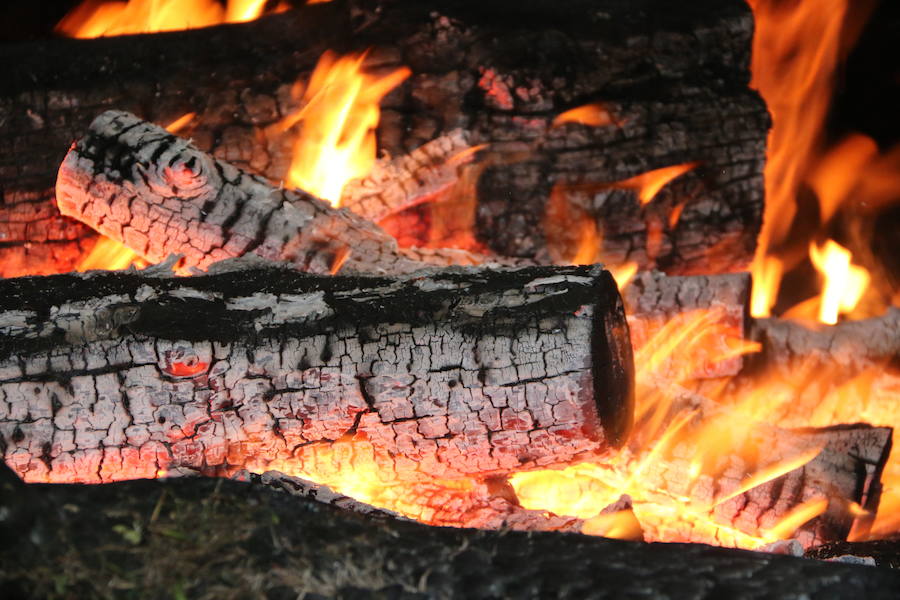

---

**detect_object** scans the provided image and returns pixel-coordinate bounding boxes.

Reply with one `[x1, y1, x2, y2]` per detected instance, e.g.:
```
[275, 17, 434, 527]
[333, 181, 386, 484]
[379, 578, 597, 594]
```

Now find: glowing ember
[808, 240, 871, 325]
[56, 0, 280, 38]
[271, 51, 410, 205]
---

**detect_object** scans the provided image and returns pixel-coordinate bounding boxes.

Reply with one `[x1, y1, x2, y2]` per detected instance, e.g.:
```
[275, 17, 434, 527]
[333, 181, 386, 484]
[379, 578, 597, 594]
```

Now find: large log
[0, 0, 767, 277]
[0, 264, 635, 485]
[5, 463, 900, 599]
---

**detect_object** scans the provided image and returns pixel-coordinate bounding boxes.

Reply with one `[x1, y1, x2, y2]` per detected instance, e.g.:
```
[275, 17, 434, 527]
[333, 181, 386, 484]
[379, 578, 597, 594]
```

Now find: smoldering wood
[251, 470, 585, 533]
[622, 271, 751, 378]
[0, 0, 766, 278]
[751, 308, 900, 375]
[0, 264, 635, 485]
[56, 111, 490, 275]
[5, 464, 900, 599]
[625, 423, 891, 549]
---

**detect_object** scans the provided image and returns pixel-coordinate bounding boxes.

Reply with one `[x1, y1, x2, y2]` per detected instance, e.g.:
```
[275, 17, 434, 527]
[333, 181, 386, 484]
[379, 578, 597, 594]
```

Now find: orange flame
[746, 0, 885, 319]
[808, 240, 871, 325]
[76, 236, 144, 272]
[552, 103, 616, 128]
[56, 0, 279, 38]
[613, 162, 699, 206]
[272, 51, 410, 205]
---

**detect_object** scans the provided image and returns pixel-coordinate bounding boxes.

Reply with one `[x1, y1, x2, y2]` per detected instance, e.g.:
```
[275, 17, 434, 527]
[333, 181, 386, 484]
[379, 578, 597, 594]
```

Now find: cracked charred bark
[56, 111, 492, 275]
[0, 264, 634, 486]
[5, 463, 900, 599]
[0, 0, 766, 277]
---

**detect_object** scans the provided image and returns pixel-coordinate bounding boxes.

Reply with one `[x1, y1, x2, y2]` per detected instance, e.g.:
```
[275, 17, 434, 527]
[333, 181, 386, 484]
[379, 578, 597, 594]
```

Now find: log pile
[0, 0, 768, 277]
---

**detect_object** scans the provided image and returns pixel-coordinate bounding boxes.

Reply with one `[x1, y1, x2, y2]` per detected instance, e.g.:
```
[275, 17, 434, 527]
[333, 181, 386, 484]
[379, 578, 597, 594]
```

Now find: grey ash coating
[0, 264, 634, 488]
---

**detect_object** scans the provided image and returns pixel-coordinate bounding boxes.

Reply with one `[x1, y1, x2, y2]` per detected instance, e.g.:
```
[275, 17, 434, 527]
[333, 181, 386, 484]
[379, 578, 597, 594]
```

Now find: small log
[623, 271, 751, 378]
[751, 309, 900, 375]
[0, 0, 766, 277]
[0, 264, 635, 485]
[56, 111, 487, 275]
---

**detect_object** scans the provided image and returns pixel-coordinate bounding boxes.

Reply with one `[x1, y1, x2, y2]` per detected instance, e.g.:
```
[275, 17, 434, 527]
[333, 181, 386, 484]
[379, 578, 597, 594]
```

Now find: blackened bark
[3, 462, 900, 599]
[0, 0, 766, 277]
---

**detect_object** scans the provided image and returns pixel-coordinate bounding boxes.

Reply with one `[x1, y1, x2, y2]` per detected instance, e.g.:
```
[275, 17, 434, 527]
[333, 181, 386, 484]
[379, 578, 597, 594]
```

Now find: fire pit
[2, 0, 900, 595]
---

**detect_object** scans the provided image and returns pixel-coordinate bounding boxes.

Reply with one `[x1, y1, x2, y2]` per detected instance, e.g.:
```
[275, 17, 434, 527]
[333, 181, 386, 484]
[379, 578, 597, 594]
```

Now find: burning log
[0, 264, 634, 485]
[629, 423, 892, 549]
[251, 470, 585, 533]
[752, 309, 900, 374]
[623, 271, 751, 378]
[0, 0, 767, 277]
[56, 110, 488, 275]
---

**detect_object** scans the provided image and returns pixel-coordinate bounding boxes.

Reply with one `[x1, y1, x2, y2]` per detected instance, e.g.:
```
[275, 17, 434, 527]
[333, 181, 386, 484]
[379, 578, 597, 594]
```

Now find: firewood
[251, 470, 585, 533]
[0, 264, 635, 485]
[628, 423, 891, 549]
[56, 111, 489, 275]
[0, 0, 766, 277]
[623, 271, 751, 378]
[6, 463, 900, 599]
[752, 309, 900, 374]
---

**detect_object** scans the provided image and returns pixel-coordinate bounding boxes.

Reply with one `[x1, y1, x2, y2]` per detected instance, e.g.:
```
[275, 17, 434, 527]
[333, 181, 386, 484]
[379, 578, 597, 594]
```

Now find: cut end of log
[593, 269, 635, 447]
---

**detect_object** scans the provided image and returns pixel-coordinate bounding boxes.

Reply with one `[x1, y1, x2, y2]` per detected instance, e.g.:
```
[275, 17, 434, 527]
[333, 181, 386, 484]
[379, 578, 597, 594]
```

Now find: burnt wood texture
[3, 462, 899, 599]
[0, 0, 767, 277]
[0, 264, 634, 485]
[56, 111, 491, 275]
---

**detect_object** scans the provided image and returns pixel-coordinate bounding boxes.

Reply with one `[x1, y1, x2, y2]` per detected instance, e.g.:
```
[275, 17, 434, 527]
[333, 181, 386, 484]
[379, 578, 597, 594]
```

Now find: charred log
[628, 423, 892, 549]
[623, 271, 751, 378]
[0, 0, 767, 277]
[0, 264, 634, 485]
[752, 309, 900, 375]
[4, 462, 900, 599]
[56, 111, 489, 275]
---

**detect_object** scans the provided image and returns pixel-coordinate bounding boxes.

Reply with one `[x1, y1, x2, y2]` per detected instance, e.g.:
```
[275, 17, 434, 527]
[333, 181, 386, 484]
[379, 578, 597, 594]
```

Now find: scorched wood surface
[0, 264, 634, 484]
[0, 0, 767, 277]
[3, 463, 900, 599]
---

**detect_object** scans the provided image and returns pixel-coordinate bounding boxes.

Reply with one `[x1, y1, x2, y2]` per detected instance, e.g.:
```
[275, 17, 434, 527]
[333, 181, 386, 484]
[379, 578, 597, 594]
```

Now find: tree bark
[0, 264, 635, 485]
[0, 0, 767, 278]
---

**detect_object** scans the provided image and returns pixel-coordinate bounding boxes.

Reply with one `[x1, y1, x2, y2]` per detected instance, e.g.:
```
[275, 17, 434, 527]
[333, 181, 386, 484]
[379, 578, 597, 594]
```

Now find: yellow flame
[273, 51, 410, 205]
[76, 237, 143, 272]
[164, 112, 196, 134]
[56, 0, 277, 37]
[809, 239, 871, 325]
[764, 497, 830, 543]
[714, 446, 824, 506]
